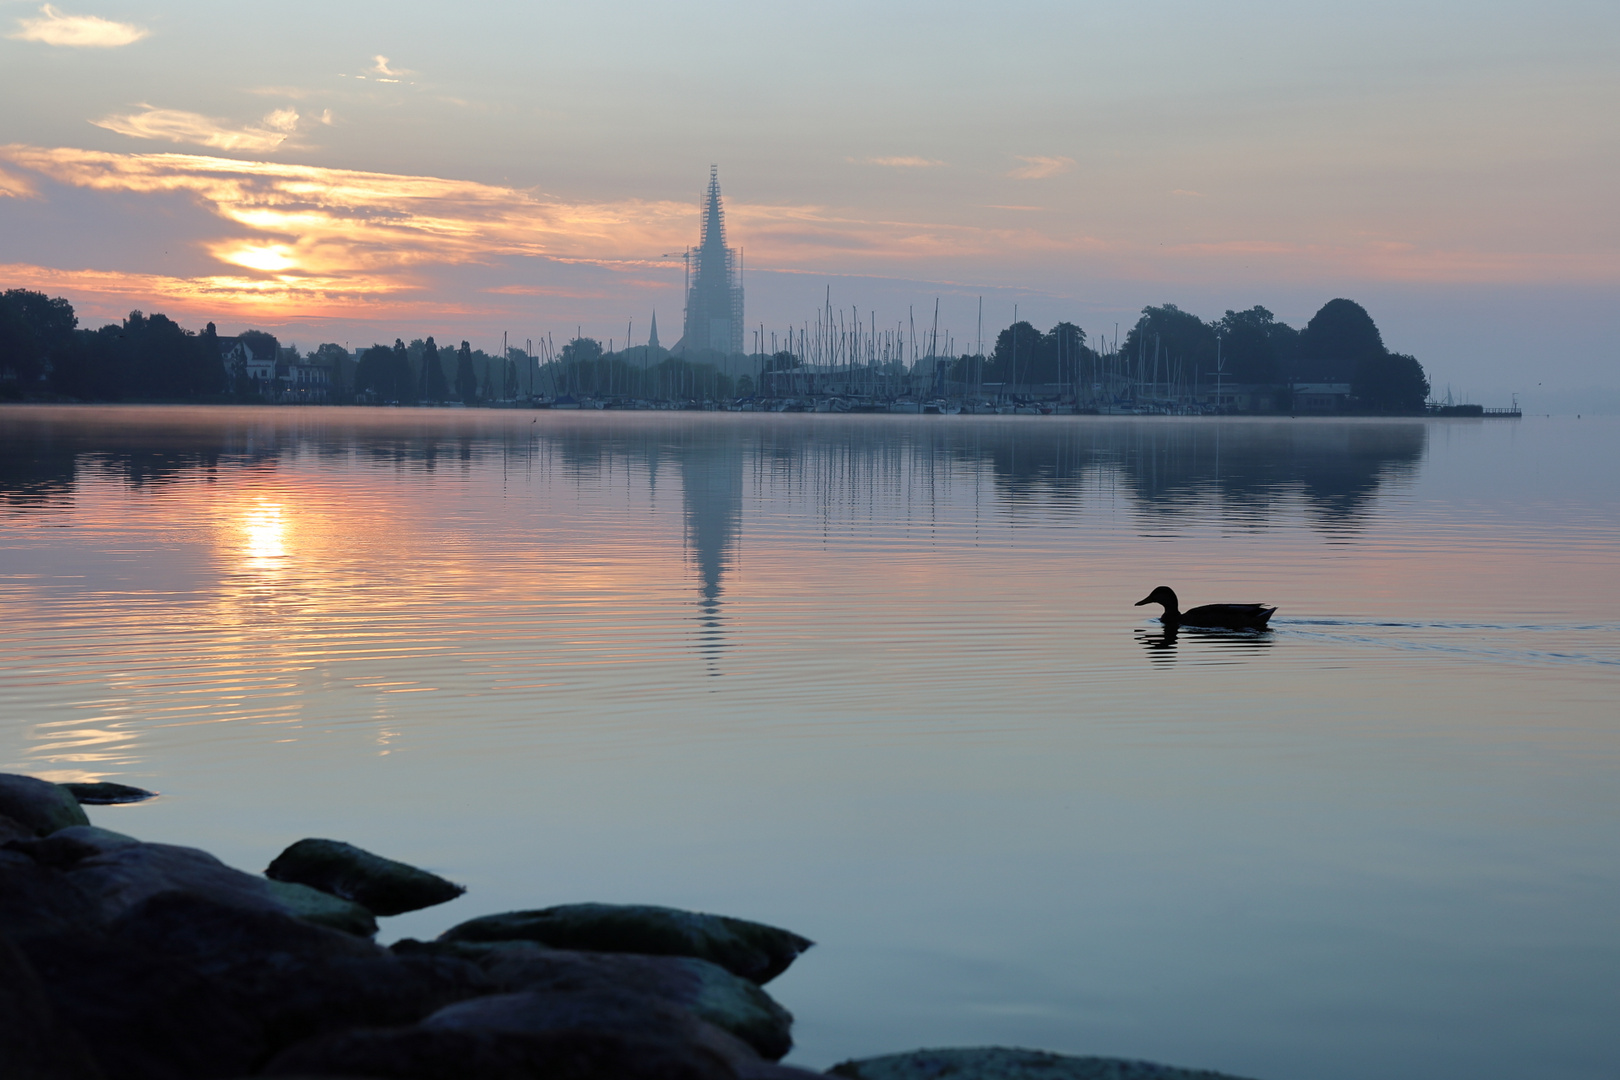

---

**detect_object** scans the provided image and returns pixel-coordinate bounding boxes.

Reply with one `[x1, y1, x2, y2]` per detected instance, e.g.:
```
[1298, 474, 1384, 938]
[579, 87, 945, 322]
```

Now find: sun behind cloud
[8, 4, 147, 47]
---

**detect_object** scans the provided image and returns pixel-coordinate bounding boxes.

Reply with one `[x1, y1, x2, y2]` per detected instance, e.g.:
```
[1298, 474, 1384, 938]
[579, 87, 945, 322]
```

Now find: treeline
[0, 291, 512, 403]
[1, 289, 1430, 411]
[0, 294, 227, 400]
[942, 298, 1428, 410]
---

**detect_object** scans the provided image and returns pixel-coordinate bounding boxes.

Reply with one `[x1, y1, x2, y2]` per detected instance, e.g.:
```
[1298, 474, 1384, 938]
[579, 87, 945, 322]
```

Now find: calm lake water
[2, 405, 1617, 1080]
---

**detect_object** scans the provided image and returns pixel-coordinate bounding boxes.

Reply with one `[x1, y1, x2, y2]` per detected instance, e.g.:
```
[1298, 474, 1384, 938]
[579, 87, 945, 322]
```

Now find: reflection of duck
[1135, 585, 1275, 629]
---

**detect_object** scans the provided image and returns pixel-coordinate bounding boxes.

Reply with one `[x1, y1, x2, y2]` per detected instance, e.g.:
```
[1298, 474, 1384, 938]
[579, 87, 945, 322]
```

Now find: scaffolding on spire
[678, 166, 744, 356]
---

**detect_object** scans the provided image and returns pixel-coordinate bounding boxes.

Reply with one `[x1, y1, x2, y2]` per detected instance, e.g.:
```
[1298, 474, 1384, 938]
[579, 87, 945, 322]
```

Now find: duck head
[1134, 586, 1180, 616]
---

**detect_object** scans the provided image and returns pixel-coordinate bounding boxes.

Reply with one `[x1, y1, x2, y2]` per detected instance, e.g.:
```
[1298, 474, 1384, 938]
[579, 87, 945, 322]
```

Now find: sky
[1, 0, 1616, 404]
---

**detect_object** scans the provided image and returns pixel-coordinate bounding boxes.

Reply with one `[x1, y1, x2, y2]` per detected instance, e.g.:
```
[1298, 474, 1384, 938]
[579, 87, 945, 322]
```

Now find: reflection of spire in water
[677, 437, 743, 672]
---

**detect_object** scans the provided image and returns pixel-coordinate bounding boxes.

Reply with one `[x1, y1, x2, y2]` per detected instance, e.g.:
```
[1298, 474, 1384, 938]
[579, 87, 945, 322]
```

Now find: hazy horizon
[3, 0, 1617, 408]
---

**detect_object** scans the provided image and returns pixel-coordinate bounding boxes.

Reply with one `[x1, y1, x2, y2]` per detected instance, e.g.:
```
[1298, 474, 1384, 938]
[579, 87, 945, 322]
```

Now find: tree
[503, 349, 520, 399]
[47, 309, 223, 400]
[1121, 304, 1217, 390]
[390, 339, 416, 404]
[1298, 298, 1384, 382]
[1354, 352, 1429, 412]
[506, 346, 532, 398]
[353, 345, 394, 400]
[762, 350, 800, 373]
[1213, 307, 1289, 384]
[0, 289, 77, 385]
[990, 321, 1045, 384]
[559, 337, 602, 365]
[454, 341, 477, 403]
[419, 336, 449, 401]
[1047, 322, 1086, 386]
[238, 329, 279, 362]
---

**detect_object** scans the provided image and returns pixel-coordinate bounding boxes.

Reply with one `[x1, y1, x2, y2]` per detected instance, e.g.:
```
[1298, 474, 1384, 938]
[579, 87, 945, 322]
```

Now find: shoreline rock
[0, 774, 91, 836]
[440, 903, 814, 985]
[62, 781, 158, 805]
[266, 837, 465, 916]
[0, 772, 1263, 1080]
[830, 1047, 1260, 1080]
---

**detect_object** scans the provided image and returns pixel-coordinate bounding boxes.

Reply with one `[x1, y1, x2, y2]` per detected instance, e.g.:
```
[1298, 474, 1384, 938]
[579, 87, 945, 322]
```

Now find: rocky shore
[0, 772, 1257, 1080]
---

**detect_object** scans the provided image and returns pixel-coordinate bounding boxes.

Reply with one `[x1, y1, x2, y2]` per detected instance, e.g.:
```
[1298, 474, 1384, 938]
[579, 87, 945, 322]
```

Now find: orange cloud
[0, 144, 1064, 287]
[0, 164, 38, 198]
[0, 261, 484, 323]
[1008, 155, 1074, 180]
[4, 142, 1599, 336]
[93, 107, 303, 153]
[8, 4, 146, 47]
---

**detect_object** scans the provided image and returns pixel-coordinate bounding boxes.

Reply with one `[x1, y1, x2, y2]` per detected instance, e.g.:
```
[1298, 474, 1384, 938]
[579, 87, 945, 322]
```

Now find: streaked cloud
[4, 140, 1604, 342]
[0, 165, 38, 198]
[861, 156, 945, 168]
[0, 260, 471, 323]
[1, 144, 1055, 282]
[92, 107, 303, 153]
[1008, 156, 1074, 180]
[360, 55, 412, 83]
[8, 4, 146, 47]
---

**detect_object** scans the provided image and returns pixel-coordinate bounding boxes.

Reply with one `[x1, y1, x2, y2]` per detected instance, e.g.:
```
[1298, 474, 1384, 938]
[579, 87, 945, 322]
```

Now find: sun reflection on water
[241, 501, 288, 570]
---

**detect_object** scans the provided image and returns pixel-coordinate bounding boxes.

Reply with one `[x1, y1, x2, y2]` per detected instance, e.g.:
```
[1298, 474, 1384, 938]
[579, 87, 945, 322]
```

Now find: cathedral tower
[678, 166, 743, 356]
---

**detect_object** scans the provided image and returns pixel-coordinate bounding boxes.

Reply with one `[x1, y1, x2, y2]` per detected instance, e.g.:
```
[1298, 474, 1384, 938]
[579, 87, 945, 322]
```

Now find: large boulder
[398, 941, 794, 1060]
[0, 934, 105, 1080]
[420, 986, 790, 1075]
[0, 774, 91, 836]
[828, 1047, 1260, 1080]
[0, 812, 34, 843]
[439, 904, 813, 985]
[266, 1025, 738, 1080]
[15, 830, 379, 937]
[5, 826, 139, 868]
[61, 782, 157, 805]
[265, 879, 379, 937]
[16, 924, 265, 1080]
[64, 840, 286, 923]
[110, 890, 493, 1059]
[266, 838, 465, 916]
[0, 849, 104, 943]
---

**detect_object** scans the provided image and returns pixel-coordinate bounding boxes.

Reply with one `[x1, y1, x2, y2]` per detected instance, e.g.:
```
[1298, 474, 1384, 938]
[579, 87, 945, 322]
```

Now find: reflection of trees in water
[0, 436, 78, 509]
[971, 420, 1427, 531]
[2, 415, 1429, 659]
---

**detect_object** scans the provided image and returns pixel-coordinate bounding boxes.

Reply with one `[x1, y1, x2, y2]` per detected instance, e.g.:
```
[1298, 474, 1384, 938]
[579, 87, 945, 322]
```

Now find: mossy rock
[265, 838, 465, 916]
[439, 903, 812, 985]
[0, 774, 90, 836]
[265, 878, 379, 937]
[828, 1047, 1260, 1080]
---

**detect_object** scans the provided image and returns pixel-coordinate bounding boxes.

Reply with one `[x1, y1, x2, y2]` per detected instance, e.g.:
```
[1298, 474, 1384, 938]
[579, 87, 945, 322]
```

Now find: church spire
[649, 310, 660, 350]
[681, 165, 743, 356]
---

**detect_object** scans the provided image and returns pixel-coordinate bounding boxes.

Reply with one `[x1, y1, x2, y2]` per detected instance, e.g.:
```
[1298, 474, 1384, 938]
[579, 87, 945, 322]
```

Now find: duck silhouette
[1135, 586, 1275, 629]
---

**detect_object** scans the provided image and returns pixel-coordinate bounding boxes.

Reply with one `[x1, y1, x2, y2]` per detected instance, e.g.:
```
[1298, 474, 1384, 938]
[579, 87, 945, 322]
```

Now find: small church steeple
[649, 310, 660, 350]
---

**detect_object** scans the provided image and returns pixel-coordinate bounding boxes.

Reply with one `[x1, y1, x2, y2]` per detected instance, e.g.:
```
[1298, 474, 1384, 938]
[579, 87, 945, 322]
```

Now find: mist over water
[2, 406, 1617, 1080]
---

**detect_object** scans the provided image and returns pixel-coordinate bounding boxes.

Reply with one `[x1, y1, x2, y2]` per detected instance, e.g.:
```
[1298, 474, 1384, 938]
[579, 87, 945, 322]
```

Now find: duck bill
[1134, 595, 1153, 606]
